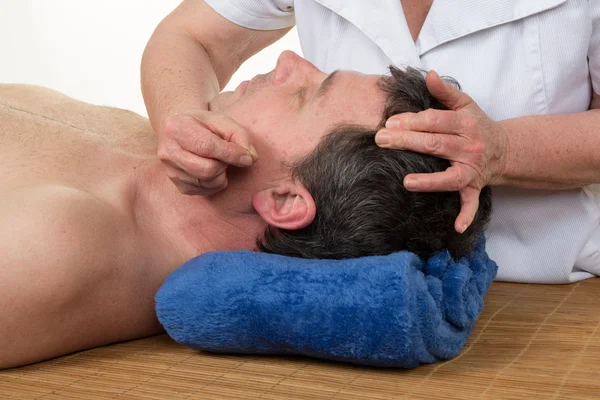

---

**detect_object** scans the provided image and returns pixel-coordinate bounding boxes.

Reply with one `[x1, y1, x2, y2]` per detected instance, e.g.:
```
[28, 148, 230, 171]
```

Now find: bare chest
[400, 0, 434, 41]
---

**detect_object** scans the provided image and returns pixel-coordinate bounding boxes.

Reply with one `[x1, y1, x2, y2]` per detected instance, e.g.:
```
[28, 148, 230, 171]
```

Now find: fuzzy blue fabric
[155, 235, 497, 368]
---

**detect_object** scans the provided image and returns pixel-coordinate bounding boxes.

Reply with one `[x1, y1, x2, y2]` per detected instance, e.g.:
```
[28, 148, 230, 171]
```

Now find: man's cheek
[245, 109, 287, 131]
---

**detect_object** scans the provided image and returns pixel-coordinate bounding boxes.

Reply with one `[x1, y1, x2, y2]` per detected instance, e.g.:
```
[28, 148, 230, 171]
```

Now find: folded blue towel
[155, 235, 497, 368]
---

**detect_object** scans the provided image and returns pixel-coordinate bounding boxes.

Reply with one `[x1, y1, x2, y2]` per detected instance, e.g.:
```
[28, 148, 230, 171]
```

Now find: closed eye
[296, 85, 308, 107]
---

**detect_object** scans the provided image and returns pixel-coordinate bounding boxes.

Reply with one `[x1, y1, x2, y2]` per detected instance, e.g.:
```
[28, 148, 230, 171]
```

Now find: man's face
[209, 51, 386, 187]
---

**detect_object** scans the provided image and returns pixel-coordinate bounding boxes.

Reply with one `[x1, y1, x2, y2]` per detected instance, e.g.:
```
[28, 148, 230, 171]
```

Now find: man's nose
[276, 50, 307, 67]
[274, 50, 323, 84]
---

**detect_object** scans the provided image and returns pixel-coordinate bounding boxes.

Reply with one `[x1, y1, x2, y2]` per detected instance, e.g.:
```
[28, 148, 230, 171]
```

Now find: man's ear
[252, 182, 316, 230]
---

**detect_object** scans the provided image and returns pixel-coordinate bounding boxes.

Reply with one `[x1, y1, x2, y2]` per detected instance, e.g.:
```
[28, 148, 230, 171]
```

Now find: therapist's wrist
[480, 119, 510, 186]
[484, 119, 510, 187]
[490, 119, 576, 190]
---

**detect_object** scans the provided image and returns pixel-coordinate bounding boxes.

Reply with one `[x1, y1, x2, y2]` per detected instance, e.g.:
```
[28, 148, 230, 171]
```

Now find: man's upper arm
[159, 0, 294, 87]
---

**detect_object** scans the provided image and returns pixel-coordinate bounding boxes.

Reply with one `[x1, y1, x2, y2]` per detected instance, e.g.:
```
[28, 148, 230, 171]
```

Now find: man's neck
[132, 161, 265, 269]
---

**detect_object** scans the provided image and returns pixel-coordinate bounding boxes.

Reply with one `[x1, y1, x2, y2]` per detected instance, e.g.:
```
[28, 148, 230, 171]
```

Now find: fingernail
[248, 145, 259, 161]
[385, 118, 400, 128]
[404, 179, 419, 190]
[460, 224, 468, 234]
[375, 132, 391, 146]
[240, 154, 253, 166]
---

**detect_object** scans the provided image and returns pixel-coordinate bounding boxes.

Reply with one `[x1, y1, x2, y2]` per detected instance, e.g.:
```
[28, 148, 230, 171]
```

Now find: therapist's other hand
[158, 110, 258, 196]
[375, 70, 508, 234]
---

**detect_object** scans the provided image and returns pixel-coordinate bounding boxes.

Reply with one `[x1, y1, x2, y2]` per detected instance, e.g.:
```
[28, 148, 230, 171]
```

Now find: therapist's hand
[158, 110, 258, 196]
[375, 71, 508, 234]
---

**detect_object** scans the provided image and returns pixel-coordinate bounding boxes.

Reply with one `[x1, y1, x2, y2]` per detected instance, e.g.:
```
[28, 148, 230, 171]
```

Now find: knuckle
[453, 170, 465, 190]
[196, 161, 220, 179]
[469, 141, 486, 158]
[212, 172, 226, 184]
[157, 141, 182, 162]
[165, 170, 179, 182]
[193, 136, 216, 155]
[157, 147, 172, 162]
[421, 110, 438, 127]
[218, 145, 236, 160]
[162, 118, 179, 137]
[227, 130, 243, 146]
[169, 174, 184, 185]
[173, 181, 192, 195]
[461, 115, 479, 132]
[424, 134, 443, 153]
[207, 114, 231, 132]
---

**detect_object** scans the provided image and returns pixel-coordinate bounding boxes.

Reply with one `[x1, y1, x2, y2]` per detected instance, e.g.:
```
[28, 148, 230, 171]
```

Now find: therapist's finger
[385, 109, 465, 134]
[455, 186, 481, 233]
[198, 172, 228, 190]
[425, 70, 474, 111]
[375, 129, 461, 159]
[403, 164, 474, 192]
[172, 149, 228, 181]
[162, 163, 210, 195]
[176, 121, 256, 168]
[175, 110, 258, 159]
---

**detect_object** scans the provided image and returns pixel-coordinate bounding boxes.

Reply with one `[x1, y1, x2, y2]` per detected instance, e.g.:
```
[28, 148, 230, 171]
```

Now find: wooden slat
[1, 279, 599, 400]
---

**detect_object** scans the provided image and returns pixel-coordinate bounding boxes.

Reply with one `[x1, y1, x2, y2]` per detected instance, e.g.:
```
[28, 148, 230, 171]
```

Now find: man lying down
[0, 51, 491, 369]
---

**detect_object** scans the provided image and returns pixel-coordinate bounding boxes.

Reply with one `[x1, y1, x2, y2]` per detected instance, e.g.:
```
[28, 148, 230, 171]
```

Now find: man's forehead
[320, 69, 382, 92]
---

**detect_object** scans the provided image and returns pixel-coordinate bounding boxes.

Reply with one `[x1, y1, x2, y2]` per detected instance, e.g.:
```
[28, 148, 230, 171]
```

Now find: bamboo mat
[1, 279, 599, 400]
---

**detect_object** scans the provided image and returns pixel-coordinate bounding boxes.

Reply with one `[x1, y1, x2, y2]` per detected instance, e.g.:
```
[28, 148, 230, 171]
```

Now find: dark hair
[257, 67, 492, 260]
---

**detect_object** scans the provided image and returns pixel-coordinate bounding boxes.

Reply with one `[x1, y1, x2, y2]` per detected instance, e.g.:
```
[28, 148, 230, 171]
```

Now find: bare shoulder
[0, 84, 154, 151]
[0, 83, 131, 118]
[0, 84, 83, 120]
[0, 83, 69, 102]
[0, 184, 159, 368]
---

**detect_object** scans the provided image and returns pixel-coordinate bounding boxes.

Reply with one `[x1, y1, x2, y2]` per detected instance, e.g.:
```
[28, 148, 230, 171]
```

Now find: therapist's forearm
[141, 30, 221, 133]
[141, 0, 290, 135]
[497, 108, 600, 189]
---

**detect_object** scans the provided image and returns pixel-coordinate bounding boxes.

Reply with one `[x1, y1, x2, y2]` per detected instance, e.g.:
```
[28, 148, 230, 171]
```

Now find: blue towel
[155, 235, 497, 368]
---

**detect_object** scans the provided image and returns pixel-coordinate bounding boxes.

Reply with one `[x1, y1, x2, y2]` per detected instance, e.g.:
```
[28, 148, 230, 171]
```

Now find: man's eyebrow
[313, 70, 339, 103]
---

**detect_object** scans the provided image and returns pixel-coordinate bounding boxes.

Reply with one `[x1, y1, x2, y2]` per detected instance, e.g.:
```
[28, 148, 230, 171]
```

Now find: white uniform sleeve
[589, 0, 600, 94]
[204, 0, 295, 30]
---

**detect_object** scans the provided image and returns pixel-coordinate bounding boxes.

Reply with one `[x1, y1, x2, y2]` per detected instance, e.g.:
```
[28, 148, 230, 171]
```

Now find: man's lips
[236, 80, 250, 96]
[235, 70, 273, 97]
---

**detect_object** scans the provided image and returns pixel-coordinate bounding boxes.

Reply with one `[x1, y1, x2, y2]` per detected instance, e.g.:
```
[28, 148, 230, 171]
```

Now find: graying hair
[257, 67, 491, 260]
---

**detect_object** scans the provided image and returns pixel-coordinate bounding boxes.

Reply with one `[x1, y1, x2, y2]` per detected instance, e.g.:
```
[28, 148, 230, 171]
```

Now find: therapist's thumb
[425, 70, 473, 111]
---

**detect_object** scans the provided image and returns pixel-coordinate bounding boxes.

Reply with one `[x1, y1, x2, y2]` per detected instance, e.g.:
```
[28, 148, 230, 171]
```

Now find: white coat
[205, 0, 600, 283]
